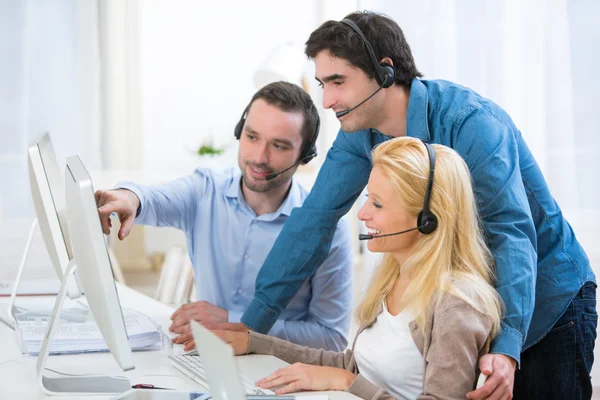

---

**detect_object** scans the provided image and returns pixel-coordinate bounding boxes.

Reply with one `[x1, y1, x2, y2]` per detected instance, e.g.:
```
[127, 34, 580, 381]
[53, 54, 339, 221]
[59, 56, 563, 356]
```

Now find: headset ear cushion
[417, 211, 438, 234]
[299, 115, 320, 164]
[379, 62, 396, 88]
[234, 119, 243, 140]
[300, 152, 317, 165]
[234, 104, 250, 140]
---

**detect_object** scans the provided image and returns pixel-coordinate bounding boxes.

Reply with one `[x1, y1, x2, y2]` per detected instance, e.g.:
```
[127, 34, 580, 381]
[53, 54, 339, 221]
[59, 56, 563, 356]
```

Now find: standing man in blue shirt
[95, 82, 354, 351]
[236, 12, 596, 399]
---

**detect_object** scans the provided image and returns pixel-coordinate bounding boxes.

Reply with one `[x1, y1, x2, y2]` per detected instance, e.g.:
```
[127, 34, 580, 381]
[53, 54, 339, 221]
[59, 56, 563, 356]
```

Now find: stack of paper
[15, 307, 164, 355]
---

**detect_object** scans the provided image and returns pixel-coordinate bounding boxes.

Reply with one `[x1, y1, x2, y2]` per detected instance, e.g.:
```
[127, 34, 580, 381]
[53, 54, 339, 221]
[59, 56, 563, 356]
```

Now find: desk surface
[0, 283, 358, 400]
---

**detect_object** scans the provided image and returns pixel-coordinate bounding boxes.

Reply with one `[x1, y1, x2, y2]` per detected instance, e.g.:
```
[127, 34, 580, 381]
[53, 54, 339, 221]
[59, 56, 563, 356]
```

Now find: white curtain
[0, 0, 101, 276]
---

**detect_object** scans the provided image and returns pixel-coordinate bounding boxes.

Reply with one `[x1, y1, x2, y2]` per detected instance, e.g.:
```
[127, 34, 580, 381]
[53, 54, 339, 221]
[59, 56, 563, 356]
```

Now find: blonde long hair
[356, 137, 502, 337]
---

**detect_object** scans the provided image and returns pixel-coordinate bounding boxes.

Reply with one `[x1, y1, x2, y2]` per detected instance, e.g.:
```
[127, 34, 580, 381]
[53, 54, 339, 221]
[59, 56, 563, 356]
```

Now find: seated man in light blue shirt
[95, 82, 353, 351]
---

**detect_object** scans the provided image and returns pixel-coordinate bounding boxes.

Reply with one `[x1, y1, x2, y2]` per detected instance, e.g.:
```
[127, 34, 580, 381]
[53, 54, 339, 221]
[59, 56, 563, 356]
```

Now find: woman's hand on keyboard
[255, 363, 355, 394]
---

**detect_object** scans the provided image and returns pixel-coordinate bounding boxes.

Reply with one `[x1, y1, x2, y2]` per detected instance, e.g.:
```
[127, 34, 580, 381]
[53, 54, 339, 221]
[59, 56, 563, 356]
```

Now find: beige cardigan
[247, 280, 493, 400]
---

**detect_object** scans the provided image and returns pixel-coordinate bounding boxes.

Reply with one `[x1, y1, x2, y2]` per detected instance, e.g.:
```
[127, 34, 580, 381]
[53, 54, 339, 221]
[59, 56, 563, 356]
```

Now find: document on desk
[15, 307, 166, 355]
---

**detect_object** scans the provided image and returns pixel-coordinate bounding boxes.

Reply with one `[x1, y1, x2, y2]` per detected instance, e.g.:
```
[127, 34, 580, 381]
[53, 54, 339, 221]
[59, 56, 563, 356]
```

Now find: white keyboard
[168, 354, 275, 395]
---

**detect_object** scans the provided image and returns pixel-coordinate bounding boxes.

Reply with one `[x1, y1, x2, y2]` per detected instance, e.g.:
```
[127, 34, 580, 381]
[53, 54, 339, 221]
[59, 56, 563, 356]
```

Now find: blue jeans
[514, 281, 598, 399]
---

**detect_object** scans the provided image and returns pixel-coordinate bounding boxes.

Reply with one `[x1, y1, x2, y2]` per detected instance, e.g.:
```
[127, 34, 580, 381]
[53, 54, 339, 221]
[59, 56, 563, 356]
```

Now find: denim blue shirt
[241, 78, 594, 364]
[120, 168, 353, 351]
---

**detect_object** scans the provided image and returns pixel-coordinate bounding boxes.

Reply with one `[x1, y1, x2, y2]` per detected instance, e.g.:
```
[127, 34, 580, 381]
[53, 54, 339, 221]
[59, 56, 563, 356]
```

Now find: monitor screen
[64, 154, 134, 371]
[27, 133, 81, 298]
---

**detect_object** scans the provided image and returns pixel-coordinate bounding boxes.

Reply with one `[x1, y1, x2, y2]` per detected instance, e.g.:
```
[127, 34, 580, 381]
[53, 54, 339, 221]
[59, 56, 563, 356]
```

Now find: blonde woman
[183, 137, 503, 399]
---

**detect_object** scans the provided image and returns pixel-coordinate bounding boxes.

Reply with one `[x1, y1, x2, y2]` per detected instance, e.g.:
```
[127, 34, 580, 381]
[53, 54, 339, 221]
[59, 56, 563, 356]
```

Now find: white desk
[0, 283, 359, 400]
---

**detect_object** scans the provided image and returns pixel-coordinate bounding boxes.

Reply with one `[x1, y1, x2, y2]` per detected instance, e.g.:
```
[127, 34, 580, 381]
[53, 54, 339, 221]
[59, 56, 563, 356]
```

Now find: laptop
[169, 333, 276, 397]
[189, 320, 248, 400]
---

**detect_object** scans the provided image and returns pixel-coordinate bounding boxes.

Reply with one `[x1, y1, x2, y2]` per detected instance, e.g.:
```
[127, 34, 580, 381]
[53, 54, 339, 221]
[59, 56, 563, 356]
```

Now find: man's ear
[380, 57, 394, 67]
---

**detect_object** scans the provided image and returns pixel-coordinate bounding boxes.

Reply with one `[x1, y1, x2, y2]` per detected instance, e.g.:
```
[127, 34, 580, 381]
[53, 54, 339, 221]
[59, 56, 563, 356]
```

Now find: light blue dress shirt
[119, 168, 353, 351]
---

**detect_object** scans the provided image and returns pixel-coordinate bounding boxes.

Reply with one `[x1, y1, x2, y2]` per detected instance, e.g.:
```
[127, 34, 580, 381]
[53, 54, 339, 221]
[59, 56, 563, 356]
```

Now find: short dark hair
[249, 81, 318, 150]
[305, 11, 422, 87]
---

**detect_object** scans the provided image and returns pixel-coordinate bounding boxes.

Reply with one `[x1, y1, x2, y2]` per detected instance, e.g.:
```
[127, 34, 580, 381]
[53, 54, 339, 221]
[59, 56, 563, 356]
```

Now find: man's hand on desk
[169, 301, 228, 333]
[172, 323, 251, 352]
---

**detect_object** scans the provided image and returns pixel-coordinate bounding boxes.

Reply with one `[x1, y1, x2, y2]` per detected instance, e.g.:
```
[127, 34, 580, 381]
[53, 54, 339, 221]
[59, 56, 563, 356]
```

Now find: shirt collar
[225, 169, 303, 218]
[278, 177, 303, 217]
[225, 170, 242, 199]
[406, 78, 431, 141]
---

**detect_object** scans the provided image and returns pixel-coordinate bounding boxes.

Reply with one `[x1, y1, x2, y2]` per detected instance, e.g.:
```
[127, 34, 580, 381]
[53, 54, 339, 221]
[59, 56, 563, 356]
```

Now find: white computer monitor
[27, 133, 82, 298]
[36, 154, 134, 395]
[64, 154, 134, 372]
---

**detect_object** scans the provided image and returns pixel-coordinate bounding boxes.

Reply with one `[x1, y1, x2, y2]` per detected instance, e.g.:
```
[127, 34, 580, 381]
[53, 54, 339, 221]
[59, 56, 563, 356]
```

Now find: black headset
[341, 19, 435, 233]
[234, 103, 320, 164]
[340, 19, 396, 89]
[358, 140, 438, 240]
[418, 141, 438, 234]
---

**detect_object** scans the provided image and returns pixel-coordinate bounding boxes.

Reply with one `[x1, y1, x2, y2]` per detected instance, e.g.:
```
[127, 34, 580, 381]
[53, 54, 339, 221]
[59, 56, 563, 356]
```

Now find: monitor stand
[8, 218, 82, 329]
[36, 258, 131, 396]
[7, 219, 39, 328]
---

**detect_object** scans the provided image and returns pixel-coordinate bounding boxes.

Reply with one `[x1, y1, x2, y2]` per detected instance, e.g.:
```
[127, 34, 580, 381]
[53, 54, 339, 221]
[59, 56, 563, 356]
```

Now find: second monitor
[36, 154, 134, 396]
[64, 154, 134, 372]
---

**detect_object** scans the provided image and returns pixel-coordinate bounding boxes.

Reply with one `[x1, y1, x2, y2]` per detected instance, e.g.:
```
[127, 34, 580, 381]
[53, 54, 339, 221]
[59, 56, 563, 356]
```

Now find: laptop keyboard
[168, 354, 275, 395]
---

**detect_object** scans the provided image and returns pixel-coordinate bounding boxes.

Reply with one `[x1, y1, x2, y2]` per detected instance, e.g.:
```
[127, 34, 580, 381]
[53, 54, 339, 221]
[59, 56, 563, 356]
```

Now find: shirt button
[237, 289, 243, 295]
[243, 254, 249, 260]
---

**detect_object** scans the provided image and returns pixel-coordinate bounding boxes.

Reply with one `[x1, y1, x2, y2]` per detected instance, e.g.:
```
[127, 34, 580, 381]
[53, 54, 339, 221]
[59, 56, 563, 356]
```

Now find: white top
[354, 302, 424, 399]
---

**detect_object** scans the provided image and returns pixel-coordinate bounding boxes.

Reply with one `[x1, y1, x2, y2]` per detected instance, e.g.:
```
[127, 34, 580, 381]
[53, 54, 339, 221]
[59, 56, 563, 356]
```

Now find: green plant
[197, 143, 225, 156]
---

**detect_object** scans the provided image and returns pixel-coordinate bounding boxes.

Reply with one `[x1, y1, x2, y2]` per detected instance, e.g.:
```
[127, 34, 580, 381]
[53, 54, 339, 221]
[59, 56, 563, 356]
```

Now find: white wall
[138, 0, 323, 173]
[97, 0, 365, 261]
